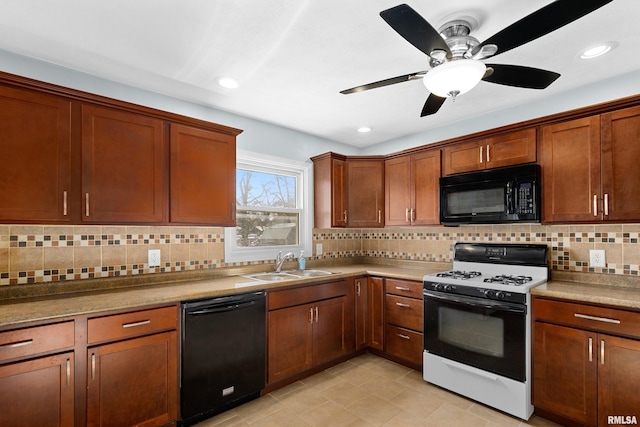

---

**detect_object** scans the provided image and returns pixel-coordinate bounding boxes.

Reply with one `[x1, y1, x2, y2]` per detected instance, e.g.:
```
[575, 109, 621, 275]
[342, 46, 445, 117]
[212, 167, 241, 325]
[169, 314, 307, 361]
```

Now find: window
[224, 150, 312, 263]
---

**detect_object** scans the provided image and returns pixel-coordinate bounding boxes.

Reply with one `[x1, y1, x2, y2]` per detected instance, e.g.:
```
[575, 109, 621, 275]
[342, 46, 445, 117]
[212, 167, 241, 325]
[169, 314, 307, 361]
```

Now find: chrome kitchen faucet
[275, 251, 296, 272]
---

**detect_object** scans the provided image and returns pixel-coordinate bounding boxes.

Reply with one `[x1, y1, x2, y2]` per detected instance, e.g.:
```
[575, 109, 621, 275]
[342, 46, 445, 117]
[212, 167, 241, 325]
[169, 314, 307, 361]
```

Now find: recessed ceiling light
[580, 42, 616, 59]
[357, 127, 372, 133]
[218, 77, 239, 89]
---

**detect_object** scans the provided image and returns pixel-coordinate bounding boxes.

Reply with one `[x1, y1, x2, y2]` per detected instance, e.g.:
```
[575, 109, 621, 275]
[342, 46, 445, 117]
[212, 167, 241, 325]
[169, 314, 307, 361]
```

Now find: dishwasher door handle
[187, 300, 257, 315]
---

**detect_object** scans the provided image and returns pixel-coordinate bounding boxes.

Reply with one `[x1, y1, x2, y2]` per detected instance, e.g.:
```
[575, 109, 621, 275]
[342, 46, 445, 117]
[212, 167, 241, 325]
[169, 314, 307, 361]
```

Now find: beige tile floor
[195, 354, 561, 427]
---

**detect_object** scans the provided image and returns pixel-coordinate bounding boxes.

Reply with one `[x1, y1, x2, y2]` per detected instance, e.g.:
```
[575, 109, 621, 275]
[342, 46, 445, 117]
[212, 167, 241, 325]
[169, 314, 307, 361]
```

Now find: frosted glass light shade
[423, 59, 486, 98]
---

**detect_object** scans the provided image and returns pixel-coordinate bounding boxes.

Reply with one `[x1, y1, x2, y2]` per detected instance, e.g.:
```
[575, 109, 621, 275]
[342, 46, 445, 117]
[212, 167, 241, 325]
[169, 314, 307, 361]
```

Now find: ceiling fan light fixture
[423, 59, 486, 98]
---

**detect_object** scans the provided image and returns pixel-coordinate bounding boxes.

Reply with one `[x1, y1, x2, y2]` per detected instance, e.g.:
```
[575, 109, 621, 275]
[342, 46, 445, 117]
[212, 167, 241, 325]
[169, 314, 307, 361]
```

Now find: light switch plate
[589, 249, 606, 267]
[316, 243, 323, 256]
[148, 249, 161, 268]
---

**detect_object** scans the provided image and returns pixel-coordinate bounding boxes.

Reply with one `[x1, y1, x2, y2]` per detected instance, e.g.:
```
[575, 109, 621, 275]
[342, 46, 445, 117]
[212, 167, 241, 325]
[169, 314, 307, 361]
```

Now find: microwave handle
[506, 182, 514, 215]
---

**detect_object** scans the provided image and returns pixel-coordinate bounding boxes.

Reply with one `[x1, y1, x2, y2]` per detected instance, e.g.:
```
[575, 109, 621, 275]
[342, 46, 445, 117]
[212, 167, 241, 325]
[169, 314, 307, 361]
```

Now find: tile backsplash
[1, 224, 639, 287]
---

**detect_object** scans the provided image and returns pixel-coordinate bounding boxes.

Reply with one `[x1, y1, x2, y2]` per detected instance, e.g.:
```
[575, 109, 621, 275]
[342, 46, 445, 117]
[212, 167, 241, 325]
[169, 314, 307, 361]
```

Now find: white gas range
[422, 242, 548, 420]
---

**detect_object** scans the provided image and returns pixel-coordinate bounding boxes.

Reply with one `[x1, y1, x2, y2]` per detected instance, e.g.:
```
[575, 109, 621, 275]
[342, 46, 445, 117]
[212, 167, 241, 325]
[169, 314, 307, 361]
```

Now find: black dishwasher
[180, 290, 266, 426]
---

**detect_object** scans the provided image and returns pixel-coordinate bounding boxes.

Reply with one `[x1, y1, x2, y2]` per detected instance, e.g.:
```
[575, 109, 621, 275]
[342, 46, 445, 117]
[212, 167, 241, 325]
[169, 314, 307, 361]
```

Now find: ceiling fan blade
[473, 0, 612, 58]
[340, 71, 426, 94]
[483, 64, 560, 89]
[421, 94, 446, 117]
[380, 4, 451, 58]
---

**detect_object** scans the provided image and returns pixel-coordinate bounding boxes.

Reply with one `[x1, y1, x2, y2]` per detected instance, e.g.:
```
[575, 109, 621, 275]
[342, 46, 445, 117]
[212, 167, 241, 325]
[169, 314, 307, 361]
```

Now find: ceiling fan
[340, 0, 613, 117]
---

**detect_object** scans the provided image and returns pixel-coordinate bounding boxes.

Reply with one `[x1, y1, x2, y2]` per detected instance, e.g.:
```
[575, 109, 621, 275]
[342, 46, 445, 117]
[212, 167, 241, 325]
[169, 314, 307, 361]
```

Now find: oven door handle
[423, 290, 526, 314]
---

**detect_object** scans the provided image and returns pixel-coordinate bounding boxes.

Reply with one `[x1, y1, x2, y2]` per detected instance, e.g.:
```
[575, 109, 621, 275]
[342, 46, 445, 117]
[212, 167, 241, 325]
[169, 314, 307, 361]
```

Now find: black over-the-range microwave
[439, 163, 540, 225]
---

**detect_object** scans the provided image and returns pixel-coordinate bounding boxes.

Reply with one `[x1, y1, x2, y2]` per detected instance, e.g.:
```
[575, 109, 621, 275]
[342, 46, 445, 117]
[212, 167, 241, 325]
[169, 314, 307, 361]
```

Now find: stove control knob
[494, 291, 506, 300]
[433, 283, 442, 291]
[443, 284, 454, 292]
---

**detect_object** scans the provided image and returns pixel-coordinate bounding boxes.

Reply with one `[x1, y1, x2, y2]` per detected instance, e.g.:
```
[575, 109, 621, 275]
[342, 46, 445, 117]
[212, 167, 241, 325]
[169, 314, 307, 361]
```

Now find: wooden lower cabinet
[367, 277, 384, 351]
[0, 352, 75, 427]
[383, 279, 423, 367]
[533, 297, 640, 426]
[87, 331, 178, 427]
[352, 277, 368, 350]
[267, 281, 353, 384]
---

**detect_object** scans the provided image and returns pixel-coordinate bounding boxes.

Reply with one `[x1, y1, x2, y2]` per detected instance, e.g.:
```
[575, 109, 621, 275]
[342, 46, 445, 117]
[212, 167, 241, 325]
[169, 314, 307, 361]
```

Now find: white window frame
[224, 149, 313, 263]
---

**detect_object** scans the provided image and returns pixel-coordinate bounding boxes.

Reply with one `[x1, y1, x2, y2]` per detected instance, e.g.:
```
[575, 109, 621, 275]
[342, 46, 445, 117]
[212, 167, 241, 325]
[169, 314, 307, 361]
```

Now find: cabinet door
[347, 159, 384, 227]
[598, 334, 640, 427]
[367, 277, 384, 351]
[332, 157, 348, 227]
[353, 277, 368, 350]
[87, 331, 178, 427]
[313, 296, 349, 366]
[485, 128, 536, 169]
[541, 116, 601, 222]
[443, 139, 484, 175]
[267, 303, 313, 384]
[601, 105, 640, 221]
[0, 85, 71, 222]
[533, 322, 598, 426]
[412, 150, 441, 225]
[385, 156, 412, 226]
[170, 123, 236, 225]
[0, 352, 74, 427]
[385, 325, 423, 367]
[82, 104, 166, 223]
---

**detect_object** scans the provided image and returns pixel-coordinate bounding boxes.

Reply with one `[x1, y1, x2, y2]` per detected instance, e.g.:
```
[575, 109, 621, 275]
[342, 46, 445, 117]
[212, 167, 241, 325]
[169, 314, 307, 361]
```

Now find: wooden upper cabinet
[170, 123, 236, 225]
[541, 116, 601, 223]
[443, 128, 536, 175]
[312, 153, 347, 228]
[0, 85, 71, 222]
[81, 104, 166, 223]
[347, 158, 384, 227]
[385, 150, 441, 226]
[600, 105, 640, 221]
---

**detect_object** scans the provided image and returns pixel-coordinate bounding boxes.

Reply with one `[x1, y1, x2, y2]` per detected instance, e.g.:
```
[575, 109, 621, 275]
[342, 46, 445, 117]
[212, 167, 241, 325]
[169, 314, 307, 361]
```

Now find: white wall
[0, 49, 359, 162]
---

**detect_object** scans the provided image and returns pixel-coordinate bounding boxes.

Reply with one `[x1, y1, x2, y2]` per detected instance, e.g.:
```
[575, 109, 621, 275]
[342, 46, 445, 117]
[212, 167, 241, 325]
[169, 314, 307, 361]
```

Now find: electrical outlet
[148, 249, 161, 268]
[590, 249, 606, 267]
[316, 243, 323, 256]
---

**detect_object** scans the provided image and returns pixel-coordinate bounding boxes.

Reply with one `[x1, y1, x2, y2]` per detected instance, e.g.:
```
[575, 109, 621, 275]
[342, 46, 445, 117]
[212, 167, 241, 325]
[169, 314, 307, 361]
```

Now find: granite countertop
[2, 260, 640, 329]
[0, 263, 442, 328]
[531, 279, 640, 311]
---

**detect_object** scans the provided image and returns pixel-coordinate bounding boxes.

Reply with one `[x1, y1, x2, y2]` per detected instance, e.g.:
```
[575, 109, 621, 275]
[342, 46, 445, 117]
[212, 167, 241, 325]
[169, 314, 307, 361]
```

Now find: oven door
[423, 289, 526, 382]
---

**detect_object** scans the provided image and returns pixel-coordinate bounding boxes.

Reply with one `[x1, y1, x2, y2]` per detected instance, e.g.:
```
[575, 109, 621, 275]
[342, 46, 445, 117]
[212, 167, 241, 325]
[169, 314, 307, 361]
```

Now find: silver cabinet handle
[122, 319, 151, 329]
[397, 333, 410, 340]
[395, 286, 410, 291]
[85, 192, 90, 217]
[395, 302, 411, 308]
[309, 307, 314, 323]
[378, 209, 382, 224]
[574, 313, 620, 324]
[63, 191, 68, 216]
[593, 194, 598, 217]
[343, 210, 347, 223]
[0, 339, 33, 350]
[601, 340, 605, 365]
[410, 208, 415, 223]
[486, 144, 490, 162]
[405, 208, 410, 223]
[479, 146, 483, 163]
[66, 358, 71, 386]
[91, 353, 96, 380]
[315, 306, 319, 323]
[604, 193, 609, 216]
[356, 281, 361, 296]
[588, 337, 593, 362]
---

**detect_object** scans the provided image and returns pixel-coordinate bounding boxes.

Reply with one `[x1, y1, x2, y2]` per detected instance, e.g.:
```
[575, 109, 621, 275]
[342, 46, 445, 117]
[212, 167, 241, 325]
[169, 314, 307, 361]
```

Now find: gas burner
[436, 270, 482, 280]
[483, 275, 533, 286]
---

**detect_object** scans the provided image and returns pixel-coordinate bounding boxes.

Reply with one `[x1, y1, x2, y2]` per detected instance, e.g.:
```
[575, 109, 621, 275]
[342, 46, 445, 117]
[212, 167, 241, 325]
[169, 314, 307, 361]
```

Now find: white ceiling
[1, 1, 638, 148]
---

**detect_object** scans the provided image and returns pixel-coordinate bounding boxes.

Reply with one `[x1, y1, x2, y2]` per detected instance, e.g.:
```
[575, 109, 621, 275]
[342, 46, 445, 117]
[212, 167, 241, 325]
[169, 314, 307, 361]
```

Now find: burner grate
[436, 270, 482, 280]
[483, 275, 533, 286]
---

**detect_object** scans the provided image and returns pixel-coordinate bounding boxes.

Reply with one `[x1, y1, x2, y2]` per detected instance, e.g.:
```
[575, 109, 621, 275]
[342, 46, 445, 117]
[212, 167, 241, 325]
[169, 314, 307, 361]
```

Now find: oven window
[438, 307, 504, 357]
[447, 188, 504, 214]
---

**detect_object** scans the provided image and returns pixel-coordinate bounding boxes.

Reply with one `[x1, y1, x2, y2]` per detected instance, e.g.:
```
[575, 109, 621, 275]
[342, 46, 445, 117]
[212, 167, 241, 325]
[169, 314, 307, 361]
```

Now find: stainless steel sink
[289, 269, 335, 277]
[243, 272, 299, 282]
[243, 269, 337, 282]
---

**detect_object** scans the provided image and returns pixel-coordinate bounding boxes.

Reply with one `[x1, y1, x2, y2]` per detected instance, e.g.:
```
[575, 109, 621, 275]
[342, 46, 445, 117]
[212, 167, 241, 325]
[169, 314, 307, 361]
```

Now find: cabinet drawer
[534, 298, 640, 339]
[268, 280, 347, 310]
[385, 278, 422, 299]
[88, 306, 178, 344]
[385, 325, 423, 366]
[0, 321, 74, 363]
[385, 294, 423, 332]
